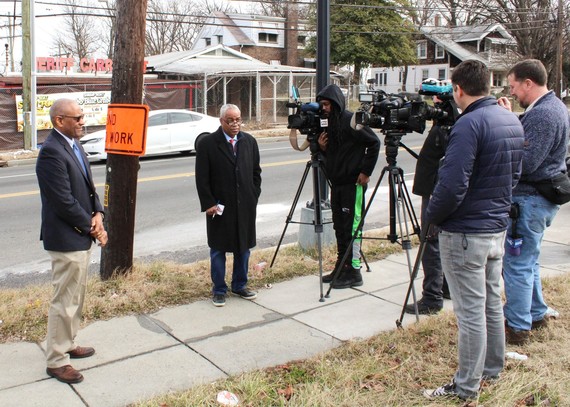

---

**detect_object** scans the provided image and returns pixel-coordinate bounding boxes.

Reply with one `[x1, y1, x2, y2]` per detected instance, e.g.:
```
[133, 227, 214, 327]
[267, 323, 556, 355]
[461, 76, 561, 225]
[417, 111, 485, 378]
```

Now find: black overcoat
[195, 127, 262, 252]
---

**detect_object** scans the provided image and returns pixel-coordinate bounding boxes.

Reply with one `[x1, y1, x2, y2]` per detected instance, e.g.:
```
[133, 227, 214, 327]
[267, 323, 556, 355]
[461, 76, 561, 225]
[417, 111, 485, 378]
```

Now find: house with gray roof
[192, 11, 312, 69]
[369, 23, 520, 94]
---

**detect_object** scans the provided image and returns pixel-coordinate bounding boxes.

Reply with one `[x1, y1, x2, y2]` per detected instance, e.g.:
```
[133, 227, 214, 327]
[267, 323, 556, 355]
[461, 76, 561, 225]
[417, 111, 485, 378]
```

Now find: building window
[422, 69, 429, 81]
[205, 38, 211, 46]
[435, 44, 445, 59]
[376, 72, 387, 86]
[258, 33, 278, 43]
[493, 73, 504, 87]
[297, 35, 306, 47]
[438, 69, 446, 80]
[417, 42, 427, 59]
[216, 35, 223, 44]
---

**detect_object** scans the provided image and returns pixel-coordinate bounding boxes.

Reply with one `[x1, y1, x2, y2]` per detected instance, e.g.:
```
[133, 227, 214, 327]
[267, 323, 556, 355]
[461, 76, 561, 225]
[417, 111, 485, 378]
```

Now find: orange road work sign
[104, 104, 149, 156]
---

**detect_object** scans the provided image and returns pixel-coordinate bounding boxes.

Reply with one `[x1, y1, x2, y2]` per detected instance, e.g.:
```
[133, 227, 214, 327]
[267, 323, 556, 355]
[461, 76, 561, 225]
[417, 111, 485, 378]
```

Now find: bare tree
[52, 0, 101, 59]
[99, 0, 117, 59]
[145, 0, 210, 55]
[475, 0, 569, 85]
[195, 0, 234, 14]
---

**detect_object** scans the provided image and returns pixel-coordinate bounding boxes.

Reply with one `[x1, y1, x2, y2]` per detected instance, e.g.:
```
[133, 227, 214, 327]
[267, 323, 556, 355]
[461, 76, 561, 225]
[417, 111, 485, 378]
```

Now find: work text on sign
[104, 104, 149, 156]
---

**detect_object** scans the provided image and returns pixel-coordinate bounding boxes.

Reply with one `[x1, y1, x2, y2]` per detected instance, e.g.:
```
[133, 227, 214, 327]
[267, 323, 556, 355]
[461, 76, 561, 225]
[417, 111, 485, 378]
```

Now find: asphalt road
[0, 133, 425, 288]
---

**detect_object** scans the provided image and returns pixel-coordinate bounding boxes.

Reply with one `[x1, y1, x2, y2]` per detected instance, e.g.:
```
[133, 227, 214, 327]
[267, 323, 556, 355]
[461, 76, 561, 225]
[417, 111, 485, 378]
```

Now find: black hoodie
[316, 84, 380, 185]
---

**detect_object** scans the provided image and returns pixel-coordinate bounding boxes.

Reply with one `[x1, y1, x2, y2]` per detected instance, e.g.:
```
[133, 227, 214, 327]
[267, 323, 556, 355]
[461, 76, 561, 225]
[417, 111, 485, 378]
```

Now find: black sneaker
[423, 381, 463, 400]
[331, 269, 363, 289]
[212, 294, 226, 307]
[404, 299, 442, 315]
[231, 288, 257, 300]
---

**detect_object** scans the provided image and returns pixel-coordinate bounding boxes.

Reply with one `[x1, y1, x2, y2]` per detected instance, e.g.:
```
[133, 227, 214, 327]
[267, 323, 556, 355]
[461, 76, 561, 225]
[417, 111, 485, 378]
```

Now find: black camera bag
[531, 171, 570, 205]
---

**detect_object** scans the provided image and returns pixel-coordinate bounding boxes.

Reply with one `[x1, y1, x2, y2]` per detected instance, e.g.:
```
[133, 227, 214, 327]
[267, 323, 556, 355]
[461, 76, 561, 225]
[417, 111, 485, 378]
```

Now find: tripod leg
[269, 161, 311, 268]
[360, 249, 371, 273]
[310, 158, 326, 302]
[396, 225, 430, 327]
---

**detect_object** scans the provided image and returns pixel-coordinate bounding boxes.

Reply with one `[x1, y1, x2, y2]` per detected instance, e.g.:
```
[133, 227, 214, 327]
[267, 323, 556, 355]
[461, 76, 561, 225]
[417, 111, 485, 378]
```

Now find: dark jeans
[420, 196, 446, 307]
[210, 248, 250, 295]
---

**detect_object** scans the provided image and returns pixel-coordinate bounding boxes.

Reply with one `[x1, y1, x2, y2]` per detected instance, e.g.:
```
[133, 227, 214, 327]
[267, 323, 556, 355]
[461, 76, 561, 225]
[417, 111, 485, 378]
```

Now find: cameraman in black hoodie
[317, 84, 380, 288]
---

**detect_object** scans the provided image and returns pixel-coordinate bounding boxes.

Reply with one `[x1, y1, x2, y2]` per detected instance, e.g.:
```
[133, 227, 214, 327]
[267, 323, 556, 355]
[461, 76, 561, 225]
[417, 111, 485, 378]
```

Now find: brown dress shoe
[68, 346, 95, 359]
[46, 365, 84, 384]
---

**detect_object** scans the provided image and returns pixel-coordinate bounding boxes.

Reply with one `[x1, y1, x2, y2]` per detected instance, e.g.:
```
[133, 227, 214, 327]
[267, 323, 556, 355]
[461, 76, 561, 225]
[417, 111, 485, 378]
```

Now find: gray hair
[220, 104, 240, 119]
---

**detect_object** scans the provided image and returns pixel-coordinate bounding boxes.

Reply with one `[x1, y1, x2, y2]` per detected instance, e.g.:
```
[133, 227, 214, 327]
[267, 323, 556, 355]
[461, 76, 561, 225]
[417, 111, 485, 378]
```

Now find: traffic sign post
[105, 104, 149, 156]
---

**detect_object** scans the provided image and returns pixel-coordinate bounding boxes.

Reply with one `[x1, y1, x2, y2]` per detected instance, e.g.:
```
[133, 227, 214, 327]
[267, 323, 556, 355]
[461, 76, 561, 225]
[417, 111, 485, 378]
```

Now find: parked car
[80, 109, 220, 161]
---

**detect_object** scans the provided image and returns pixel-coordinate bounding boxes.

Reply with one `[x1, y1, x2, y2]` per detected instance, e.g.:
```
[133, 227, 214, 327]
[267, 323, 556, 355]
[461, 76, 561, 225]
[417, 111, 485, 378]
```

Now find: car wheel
[194, 133, 210, 153]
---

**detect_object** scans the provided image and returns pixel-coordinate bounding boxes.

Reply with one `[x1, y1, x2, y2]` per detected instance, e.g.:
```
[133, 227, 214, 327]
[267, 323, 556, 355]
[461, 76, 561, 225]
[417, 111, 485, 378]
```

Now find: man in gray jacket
[423, 60, 524, 401]
[498, 59, 570, 345]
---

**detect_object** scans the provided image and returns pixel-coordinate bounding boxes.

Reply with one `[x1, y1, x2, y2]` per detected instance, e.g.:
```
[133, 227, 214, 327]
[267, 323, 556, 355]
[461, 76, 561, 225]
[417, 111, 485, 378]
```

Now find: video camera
[354, 79, 459, 135]
[287, 86, 328, 143]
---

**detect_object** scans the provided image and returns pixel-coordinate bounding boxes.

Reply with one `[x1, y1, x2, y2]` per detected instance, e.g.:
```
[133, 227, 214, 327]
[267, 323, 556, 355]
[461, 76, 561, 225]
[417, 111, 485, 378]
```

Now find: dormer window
[417, 42, 427, 59]
[435, 44, 445, 59]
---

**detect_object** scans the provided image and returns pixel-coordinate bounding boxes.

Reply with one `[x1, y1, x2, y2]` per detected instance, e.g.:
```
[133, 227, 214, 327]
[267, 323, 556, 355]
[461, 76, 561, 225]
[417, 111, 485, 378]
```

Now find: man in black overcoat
[195, 104, 262, 307]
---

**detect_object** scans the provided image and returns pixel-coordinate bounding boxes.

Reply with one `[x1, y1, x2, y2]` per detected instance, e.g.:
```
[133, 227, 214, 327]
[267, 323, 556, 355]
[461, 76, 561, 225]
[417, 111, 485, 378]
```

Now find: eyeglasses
[58, 114, 85, 122]
[225, 119, 243, 126]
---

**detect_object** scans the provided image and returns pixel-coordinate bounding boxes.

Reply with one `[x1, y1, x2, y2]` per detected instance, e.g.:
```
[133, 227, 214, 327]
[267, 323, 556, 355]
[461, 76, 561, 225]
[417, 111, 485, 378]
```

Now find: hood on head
[317, 84, 345, 112]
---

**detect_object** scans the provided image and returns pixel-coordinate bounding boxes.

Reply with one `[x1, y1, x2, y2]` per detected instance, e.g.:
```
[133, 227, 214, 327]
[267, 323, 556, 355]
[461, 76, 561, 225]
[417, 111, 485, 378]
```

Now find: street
[0, 133, 425, 287]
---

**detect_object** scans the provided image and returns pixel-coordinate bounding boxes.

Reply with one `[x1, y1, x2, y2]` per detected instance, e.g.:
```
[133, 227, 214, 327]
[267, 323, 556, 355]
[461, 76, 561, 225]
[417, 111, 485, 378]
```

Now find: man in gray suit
[36, 98, 108, 384]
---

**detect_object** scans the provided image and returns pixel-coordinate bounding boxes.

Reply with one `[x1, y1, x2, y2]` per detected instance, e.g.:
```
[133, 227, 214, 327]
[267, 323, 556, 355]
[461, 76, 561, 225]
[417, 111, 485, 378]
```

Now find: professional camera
[354, 79, 459, 134]
[287, 86, 328, 143]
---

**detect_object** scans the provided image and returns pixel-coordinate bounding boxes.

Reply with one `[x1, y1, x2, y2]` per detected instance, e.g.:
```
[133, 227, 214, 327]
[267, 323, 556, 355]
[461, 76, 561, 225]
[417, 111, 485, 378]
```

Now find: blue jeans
[210, 248, 250, 295]
[439, 231, 506, 399]
[503, 194, 559, 331]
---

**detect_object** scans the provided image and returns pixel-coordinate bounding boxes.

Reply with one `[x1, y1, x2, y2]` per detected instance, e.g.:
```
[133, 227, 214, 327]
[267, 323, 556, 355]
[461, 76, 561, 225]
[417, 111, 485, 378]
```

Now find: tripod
[269, 138, 332, 302]
[325, 130, 422, 320]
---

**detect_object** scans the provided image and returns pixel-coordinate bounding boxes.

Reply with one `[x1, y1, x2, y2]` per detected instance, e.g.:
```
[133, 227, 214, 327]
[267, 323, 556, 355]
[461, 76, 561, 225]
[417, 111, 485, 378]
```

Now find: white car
[80, 109, 220, 161]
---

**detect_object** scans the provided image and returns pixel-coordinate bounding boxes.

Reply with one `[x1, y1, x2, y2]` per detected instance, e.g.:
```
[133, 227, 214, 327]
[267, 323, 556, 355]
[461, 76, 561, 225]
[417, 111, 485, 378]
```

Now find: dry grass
[0, 228, 401, 344]
[133, 273, 570, 407]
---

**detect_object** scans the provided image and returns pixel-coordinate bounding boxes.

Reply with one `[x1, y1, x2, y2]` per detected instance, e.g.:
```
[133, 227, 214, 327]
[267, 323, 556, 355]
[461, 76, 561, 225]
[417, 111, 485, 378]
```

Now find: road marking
[0, 159, 309, 199]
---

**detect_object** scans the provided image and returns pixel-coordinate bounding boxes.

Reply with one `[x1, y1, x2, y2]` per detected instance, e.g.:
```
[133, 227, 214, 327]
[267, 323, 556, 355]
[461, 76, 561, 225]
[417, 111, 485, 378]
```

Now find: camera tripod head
[383, 129, 407, 166]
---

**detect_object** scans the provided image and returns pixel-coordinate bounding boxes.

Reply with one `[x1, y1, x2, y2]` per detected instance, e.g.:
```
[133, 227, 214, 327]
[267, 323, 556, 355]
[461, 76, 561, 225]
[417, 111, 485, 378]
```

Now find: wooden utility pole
[554, 0, 563, 98]
[21, 0, 31, 150]
[100, 0, 148, 279]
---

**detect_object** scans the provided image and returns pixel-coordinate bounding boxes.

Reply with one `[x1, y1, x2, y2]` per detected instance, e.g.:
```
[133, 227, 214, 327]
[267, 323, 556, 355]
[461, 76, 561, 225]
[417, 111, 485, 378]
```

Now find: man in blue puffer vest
[423, 60, 525, 401]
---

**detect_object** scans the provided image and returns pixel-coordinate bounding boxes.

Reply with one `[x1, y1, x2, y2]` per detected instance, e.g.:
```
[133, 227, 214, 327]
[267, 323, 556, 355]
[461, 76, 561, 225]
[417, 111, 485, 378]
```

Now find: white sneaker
[545, 307, 560, 319]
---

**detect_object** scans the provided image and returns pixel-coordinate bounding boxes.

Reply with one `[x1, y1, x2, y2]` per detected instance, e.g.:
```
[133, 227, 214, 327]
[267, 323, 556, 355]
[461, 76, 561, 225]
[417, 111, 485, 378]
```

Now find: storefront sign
[16, 91, 111, 131]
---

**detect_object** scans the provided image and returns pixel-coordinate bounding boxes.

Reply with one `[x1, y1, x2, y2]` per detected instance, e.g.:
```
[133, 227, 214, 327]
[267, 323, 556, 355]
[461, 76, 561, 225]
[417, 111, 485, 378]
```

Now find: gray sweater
[516, 91, 570, 195]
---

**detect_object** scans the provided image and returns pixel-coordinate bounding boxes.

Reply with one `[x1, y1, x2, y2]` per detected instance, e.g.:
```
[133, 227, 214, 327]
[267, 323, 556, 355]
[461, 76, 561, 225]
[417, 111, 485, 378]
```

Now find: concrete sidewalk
[1, 204, 569, 407]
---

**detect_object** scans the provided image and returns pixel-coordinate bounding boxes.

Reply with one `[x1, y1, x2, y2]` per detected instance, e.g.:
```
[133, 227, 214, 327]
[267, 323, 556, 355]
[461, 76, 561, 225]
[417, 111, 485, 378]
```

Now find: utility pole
[100, 0, 148, 279]
[554, 0, 563, 98]
[21, 0, 31, 150]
